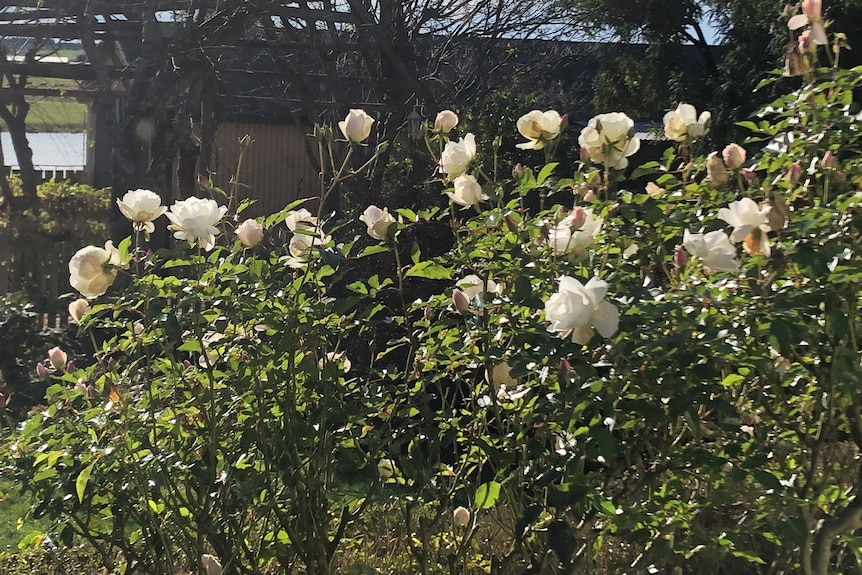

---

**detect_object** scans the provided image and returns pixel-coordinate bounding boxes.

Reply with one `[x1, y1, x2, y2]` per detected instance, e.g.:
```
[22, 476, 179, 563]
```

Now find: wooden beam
[0, 20, 142, 39]
[0, 61, 149, 80]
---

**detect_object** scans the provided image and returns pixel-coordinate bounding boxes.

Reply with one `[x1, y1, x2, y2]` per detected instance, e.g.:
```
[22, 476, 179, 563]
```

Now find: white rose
[166, 197, 228, 251]
[434, 110, 459, 133]
[546, 208, 603, 259]
[447, 174, 483, 208]
[717, 197, 771, 257]
[516, 110, 562, 150]
[663, 103, 710, 142]
[359, 205, 396, 241]
[439, 133, 477, 180]
[339, 109, 374, 143]
[116, 188, 166, 235]
[578, 112, 640, 170]
[284, 208, 319, 232]
[69, 240, 122, 298]
[287, 230, 331, 265]
[235, 218, 264, 248]
[544, 276, 619, 345]
[682, 229, 740, 273]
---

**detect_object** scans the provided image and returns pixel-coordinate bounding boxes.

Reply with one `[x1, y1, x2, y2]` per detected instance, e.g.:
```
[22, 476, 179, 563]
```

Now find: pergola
[0, 0, 428, 196]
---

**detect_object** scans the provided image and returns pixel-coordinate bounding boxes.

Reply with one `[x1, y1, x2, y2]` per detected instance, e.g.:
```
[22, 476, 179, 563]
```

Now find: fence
[7, 165, 86, 183]
[0, 240, 74, 329]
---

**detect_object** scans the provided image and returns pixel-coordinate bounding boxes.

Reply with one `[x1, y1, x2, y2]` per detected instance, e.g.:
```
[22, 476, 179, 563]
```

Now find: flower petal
[592, 301, 619, 339]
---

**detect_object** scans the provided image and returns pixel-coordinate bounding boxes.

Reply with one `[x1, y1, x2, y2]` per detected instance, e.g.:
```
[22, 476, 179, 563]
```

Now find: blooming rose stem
[133, 228, 142, 277]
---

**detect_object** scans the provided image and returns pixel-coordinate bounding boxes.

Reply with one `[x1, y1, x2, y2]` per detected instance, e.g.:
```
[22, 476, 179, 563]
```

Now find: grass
[0, 478, 43, 552]
[26, 99, 87, 133]
[0, 77, 89, 133]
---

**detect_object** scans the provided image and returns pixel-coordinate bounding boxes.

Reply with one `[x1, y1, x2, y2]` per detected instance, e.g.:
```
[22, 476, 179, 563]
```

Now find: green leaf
[475, 481, 501, 509]
[358, 244, 390, 258]
[396, 208, 419, 222]
[537, 162, 559, 185]
[404, 261, 452, 280]
[76, 463, 94, 503]
[178, 340, 203, 353]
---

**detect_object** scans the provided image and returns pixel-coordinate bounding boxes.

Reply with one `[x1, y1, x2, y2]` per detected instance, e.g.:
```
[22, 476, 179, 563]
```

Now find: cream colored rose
[545, 276, 619, 345]
[578, 112, 640, 170]
[439, 133, 477, 180]
[339, 109, 374, 143]
[235, 218, 264, 248]
[516, 110, 562, 150]
[359, 205, 396, 241]
[663, 103, 710, 142]
[447, 174, 483, 208]
[69, 241, 122, 298]
[116, 188, 166, 235]
[166, 197, 228, 251]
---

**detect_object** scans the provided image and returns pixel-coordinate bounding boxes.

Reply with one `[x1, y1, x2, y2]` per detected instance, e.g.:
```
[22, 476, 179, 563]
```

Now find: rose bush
[4, 12, 862, 575]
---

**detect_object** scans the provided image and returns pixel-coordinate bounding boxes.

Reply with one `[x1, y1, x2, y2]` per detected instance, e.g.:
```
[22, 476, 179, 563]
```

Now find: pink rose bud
[802, 0, 821, 19]
[673, 245, 688, 268]
[183, 359, 193, 369]
[559, 113, 569, 129]
[434, 110, 459, 134]
[582, 190, 597, 202]
[512, 163, 524, 179]
[235, 218, 264, 248]
[722, 143, 746, 170]
[742, 168, 757, 184]
[453, 289, 470, 312]
[197, 174, 210, 186]
[569, 207, 587, 230]
[48, 347, 67, 372]
[579, 146, 590, 163]
[558, 357, 572, 377]
[821, 150, 835, 168]
[36, 362, 50, 379]
[66, 362, 75, 372]
[788, 162, 802, 183]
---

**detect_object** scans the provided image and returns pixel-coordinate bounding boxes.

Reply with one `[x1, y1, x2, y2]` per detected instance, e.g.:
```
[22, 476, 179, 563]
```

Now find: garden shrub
[0, 178, 111, 313]
[3, 5, 862, 575]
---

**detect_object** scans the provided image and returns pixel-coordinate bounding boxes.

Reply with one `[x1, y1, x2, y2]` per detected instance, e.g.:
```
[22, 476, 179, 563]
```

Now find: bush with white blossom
[5, 15, 862, 575]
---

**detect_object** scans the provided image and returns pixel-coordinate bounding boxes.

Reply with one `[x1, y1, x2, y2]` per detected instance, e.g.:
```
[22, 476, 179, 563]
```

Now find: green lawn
[26, 99, 87, 133]
[0, 478, 43, 552]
